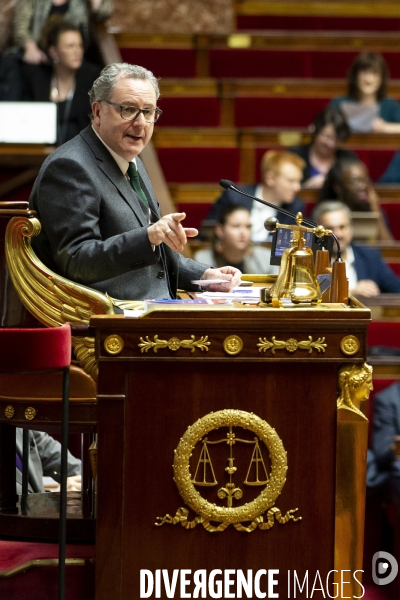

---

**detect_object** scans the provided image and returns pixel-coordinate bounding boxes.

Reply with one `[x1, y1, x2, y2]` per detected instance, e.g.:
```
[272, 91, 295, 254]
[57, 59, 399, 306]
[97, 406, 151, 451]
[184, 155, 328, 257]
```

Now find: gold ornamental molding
[235, 1, 400, 18]
[5, 405, 14, 419]
[156, 409, 301, 533]
[5, 215, 144, 382]
[340, 335, 360, 356]
[104, 335, 124, 355]
[257, 335, 327, 355]
[139, 335, 210, 354]
[25, 407, 36, 421]
[223, 335, 243, 356]
[337, 363, 373, 419]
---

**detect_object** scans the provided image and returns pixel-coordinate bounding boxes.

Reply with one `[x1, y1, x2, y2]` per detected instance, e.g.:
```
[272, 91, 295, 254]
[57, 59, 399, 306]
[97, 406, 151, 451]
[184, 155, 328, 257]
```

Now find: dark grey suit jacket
[30, 126, 208, 300]
[367, 382, 400, 489]
[16, 429, 81, 494]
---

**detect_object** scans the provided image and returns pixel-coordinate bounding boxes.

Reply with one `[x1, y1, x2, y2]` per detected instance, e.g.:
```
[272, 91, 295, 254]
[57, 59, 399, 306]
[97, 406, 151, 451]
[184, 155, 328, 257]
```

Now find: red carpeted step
[236, 16, 400, 32]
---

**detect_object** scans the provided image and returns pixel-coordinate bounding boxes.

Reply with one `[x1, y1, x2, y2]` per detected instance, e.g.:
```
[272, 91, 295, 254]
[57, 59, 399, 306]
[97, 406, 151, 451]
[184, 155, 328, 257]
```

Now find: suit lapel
[80, 127, 148, 226]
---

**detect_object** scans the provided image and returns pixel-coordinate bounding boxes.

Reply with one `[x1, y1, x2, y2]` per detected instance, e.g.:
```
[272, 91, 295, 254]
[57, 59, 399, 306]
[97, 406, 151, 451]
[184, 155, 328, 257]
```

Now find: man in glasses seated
[30, 63, 241, 301]
[313, 201, 400, 296]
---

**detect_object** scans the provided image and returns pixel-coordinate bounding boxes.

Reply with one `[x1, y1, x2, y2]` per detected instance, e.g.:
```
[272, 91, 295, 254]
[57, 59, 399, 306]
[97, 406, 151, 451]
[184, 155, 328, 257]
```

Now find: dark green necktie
[127, 162, 149, 207]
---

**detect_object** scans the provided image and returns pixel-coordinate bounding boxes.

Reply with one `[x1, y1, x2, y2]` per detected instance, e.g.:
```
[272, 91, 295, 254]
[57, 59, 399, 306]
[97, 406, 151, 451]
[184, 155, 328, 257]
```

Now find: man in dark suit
[206, 150, 306, 242]
[30, 63, 241, 299]
[313, 201, 400, 296]
[370, 382, 400, 491]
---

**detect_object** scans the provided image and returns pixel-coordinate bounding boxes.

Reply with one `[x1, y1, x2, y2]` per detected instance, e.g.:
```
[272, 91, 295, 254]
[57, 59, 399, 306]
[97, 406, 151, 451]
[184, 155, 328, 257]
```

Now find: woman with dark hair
[194, 205, 279, 275]
[12, 0, 113, 64]
[21, 16, 101, 145]
[290, 106, 355, 188]
[329, 52, 400, 133]
[318, 157, 393, 241]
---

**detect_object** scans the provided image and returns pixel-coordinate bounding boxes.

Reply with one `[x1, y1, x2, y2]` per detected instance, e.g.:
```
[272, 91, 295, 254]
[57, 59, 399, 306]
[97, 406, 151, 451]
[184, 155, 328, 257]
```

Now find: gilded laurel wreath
[156, 410, 301, 532]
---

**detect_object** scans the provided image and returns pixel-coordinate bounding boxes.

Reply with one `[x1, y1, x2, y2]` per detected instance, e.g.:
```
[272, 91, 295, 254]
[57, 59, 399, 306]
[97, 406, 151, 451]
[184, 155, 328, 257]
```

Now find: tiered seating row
[236, 16, 400, 31]
[153, 128, 400, 184]
[116, 32, 400, 79]
[157, 78, 400, 128]
[234, 0, 400, 19]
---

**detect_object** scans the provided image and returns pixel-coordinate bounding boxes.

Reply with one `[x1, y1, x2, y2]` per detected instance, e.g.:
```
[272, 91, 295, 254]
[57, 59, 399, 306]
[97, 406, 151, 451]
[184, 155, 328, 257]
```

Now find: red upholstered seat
[235, 97, 328, 127]
[157, 97, 220, 127]
[0, 540, 94, 600]
[0, 325, 71, 372]
[119, 48, 196, 78]
[177, 203, 211, 230]
[378, 204, 400, 240]
[236, 16, 400, 32]
[209, 49, 312, 78]
[368, 322, 400, 347]
[0, 324, 72, 600]
[207, 50, 400, 80]
[156, 147, 240, 183]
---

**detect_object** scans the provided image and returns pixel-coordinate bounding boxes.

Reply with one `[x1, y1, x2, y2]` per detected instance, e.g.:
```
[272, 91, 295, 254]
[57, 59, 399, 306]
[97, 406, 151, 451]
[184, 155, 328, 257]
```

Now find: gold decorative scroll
[156, 505, 300, 532]
[335, 363, 371, 597]
[5, 216, 144, 381]
[257, 335, 327, 355]
[139, 335, 210, 354]
[156, 409, 301, 533]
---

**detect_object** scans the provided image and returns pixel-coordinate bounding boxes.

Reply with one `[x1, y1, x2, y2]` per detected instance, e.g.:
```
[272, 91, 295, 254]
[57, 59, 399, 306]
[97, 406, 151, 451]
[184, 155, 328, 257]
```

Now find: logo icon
[372, 551, 398, 585]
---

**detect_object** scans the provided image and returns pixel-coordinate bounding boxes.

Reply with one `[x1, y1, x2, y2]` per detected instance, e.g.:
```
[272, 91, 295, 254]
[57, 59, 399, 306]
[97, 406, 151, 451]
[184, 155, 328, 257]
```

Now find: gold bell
[261, 222, 322, 306]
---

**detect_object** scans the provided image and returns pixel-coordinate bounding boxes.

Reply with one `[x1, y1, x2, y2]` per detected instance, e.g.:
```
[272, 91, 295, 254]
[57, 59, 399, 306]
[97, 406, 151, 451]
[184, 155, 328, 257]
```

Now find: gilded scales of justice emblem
[156, 410, 301, 533]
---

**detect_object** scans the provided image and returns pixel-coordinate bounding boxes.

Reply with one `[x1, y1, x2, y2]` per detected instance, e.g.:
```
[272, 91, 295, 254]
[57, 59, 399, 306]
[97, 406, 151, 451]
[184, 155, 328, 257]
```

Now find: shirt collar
[344, 245, 355, 265]
[92, 125, 136, 175]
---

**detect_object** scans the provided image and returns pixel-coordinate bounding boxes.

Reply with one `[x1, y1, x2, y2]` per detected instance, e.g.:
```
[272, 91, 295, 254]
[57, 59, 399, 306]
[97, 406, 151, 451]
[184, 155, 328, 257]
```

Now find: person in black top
[318, 157, 393, 241]
[290, 107, 355, 189]
[21, 16, 100, 145]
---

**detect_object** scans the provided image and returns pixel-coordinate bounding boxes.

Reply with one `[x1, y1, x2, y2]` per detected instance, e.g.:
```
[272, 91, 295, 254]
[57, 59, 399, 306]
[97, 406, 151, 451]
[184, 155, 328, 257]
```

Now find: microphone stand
[219, 180, 348, 303]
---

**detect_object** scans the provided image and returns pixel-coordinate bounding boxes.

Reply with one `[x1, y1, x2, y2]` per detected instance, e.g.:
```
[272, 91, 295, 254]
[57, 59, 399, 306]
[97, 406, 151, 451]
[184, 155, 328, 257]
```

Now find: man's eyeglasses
[103, 100, 162, 123]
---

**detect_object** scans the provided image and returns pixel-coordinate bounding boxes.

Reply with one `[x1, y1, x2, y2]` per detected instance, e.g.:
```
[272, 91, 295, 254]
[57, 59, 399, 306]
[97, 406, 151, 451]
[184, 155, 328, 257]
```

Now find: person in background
[194, 205, 279, 275]
[318, 156, 393, 241]
[16, 429, 81, 494]
[206, 150, 305, 242]
[369, 381, 400, 494]
[22, 17, 101, 145]
[290, 107, 355, 189]
[12, 0, 113, 65]
[313, 201, 400, 296]
[378, 150, 400, 184]
[329, 52, 400, 133]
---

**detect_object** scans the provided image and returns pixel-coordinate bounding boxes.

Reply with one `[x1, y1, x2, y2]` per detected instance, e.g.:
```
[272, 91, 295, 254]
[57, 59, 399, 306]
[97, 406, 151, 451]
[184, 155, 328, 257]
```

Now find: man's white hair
[88, 63, 160, 105]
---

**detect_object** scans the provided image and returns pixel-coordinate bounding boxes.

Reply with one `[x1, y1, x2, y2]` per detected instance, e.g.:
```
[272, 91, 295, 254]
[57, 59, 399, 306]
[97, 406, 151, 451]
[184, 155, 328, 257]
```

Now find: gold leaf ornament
[257, 335, 327, 355]
[139, 335, 210, 354]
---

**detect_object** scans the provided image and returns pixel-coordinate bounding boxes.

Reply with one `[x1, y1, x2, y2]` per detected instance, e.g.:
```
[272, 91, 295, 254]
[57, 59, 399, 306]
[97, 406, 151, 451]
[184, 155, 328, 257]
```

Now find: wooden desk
[91, 304, 370, 599]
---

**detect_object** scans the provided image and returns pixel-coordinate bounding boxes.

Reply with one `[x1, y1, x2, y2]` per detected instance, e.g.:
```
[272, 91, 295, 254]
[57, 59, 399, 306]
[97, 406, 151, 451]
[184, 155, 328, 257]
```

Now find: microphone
[219, 179, 342, 259]
[219, 179, 317, 227]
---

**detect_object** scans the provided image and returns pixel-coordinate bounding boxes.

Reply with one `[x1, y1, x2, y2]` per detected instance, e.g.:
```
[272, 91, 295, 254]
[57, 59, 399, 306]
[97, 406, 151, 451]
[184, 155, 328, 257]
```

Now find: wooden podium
[91, 303, 370, 600]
